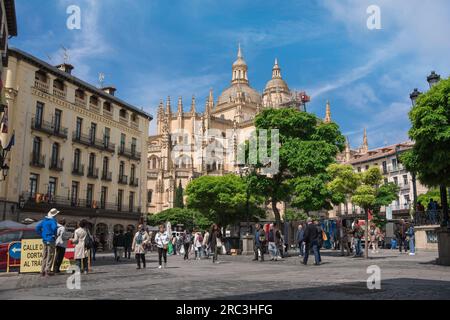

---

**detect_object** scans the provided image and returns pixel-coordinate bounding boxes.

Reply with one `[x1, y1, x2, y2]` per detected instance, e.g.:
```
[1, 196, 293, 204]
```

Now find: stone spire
[345, 137, 351, 162]
[177, 96, 183, 114]
[190, 95, 196, 114]
[207, 88, 214, 113]
[158, 99, 164, 118]
[272, 58, 282, 79]
[166, 96, 172, 114]
[231, 44, 249, 85]
[362, 128, 369, 153]
[324, 100, 332, 123]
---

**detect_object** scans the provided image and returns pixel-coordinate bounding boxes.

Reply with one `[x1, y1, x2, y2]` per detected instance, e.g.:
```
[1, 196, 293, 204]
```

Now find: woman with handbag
[71, 219, 89, 274]
[132, 224, 150, 269]
[208, 224, 222, 264]
[155, 224, 170, 269]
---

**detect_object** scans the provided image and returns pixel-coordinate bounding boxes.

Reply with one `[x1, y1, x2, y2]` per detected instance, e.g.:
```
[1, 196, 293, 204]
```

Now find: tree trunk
[365, 208, 369, 259]
[440, 185, 449, 227]
[272, 200, 281, 226]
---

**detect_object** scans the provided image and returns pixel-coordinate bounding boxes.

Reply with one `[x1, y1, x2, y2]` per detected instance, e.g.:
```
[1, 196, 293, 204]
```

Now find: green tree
[327, 163, 361, 206]
[417, 188, 441, 206]
[401, 77, 450, 226]
[174, 180, 184, 209]
[147, 208, 212, 231]
[284, 209, 309, 222]
[186, 174, 265, 227]
[250, 108, 345, 224]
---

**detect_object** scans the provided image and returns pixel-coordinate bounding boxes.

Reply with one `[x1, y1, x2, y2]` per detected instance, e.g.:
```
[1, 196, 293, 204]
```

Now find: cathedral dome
[218, 84, 262, 106]
[264, 58, 290, 93]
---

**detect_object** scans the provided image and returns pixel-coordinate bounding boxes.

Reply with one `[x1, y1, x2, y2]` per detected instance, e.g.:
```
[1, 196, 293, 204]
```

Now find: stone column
[437, 227, 450, 266]
[241, 235, 254, 256]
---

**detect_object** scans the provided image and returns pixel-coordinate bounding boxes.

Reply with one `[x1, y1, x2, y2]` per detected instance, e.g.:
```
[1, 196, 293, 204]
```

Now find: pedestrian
[253, 223, 266, 262]
[396, 219, 408, 254]
[407, 222, 416, 256]
[194, 230, 204, 260]
[116, 230, 125, 261]
[172, 236, 177, 256]
[352, 223, 364, 257]
[303, 218, 320, 266]
[124, 228, 133, 259]
[176, 234, 183, 255]
[267, 224, 277, 261]
[155, 224, 169, 268]
[35, 208, 59, 277]
[182, 230, 192, 260]
[341, 226, 351, 256]
[314, 220, 323, 263]
[113, 231, 119, 260]
[72, 219, 89, 274]
[203, 229, 210, 259]
[296, 224, 305, 257]
[92, 235, 99, 262]
[273, 223, 283, 259]
[369, 224, 379, 253]
[132, 224, 150, 269]
[54, 218, 70, 274]
[208, 224, 223, 264]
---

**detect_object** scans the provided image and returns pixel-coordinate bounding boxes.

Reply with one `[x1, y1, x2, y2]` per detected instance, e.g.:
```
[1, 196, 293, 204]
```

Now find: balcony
[129, 177, 139, 187]
[72, 164, 85, 176]
[32, 118, 68, 139]
[118, 175, 128, 185]
[87, 168, 99, 179]
[20, 192, 142, 220]
[72, 132, 116, 153]
[118, 145, 141, 161]
[53, 87, 66, 100]
[49, 158, 64, 172]
[101, 171, 112, 182]
[119, 116, 129, 125]
[30, 153, 46, 168]
[103, 109, 113, 119]
[131, 121, 140, 131]
[34, 80, 49, 93]
[75, 97, 87, 108]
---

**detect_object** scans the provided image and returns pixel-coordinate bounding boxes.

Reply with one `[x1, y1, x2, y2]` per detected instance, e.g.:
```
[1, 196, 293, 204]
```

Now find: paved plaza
[0, 249, 449, 300]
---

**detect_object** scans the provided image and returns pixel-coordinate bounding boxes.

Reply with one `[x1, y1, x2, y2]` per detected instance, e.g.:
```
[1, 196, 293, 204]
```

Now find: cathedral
[146, 46, 328, 215]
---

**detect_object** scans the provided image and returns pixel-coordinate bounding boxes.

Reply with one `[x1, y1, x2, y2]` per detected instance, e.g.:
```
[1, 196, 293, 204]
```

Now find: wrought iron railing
[32, 117, 68, 139]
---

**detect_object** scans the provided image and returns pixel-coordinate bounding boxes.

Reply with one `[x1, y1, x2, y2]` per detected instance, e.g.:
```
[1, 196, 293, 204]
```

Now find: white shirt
[155, 231, 169, 248]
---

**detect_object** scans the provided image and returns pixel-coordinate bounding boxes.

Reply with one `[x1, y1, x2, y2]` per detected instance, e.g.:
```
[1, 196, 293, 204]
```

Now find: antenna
[60, 45, 69, 64]
[45, 53, 53, 63]
[98, 72, 105, 88]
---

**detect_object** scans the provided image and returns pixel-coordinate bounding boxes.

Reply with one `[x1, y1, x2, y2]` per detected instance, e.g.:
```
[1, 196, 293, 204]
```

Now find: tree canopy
[147, 208, 212, 231]
[186, 174, 265, 227]
[249, 108, 345, 223]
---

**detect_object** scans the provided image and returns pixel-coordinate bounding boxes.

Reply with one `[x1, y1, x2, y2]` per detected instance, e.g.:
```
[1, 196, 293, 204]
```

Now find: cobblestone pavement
[1, 249, 449, 300]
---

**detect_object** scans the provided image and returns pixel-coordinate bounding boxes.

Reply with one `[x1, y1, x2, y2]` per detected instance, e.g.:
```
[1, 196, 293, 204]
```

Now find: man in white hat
[35, 208, 59, 276]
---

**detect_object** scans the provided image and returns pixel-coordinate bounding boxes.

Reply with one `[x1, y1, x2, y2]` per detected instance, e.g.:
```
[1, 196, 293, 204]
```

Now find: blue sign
[9, 242, 21, 260]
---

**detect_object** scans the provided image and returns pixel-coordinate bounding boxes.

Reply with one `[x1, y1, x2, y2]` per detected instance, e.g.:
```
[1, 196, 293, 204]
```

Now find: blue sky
[11, 0, 450, 149]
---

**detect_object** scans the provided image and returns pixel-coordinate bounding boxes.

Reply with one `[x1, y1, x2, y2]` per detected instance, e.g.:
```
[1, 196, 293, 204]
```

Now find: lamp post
[427, 71, 441, 88]
[409, 88, 421, 107]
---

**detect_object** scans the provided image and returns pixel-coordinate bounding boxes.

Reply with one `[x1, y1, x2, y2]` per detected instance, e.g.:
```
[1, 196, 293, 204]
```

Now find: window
[53, 79, 64, 91]
[103, 102, 112, 112]
[119, 161, 125, 178]
[392, 158, 398, 171]
[73, 149, 81, 171]
[48, 177, 57, 200]
[29, 174, 39, 198]
[54, 109, 62, 133]
[131, 113, 137, 122]
[357, 167, 361, 173]
[90, 96, 99, 106]
[71, 181, 79, 206]
[35, 70, 47, 82]
[129, 192, 135, 212]
[75, 117, 83, 139]
[86, 184, 94, 208]
[147, 190, 153, 204]
[365, 165, 369, 170]
[118, 190, 123, 212]
[382, 161, 387, 174]
[393, 177, 398, 185]
[120, 134, 126, 152]
[75, 89, 85, 99]
[104, 127, 110, 147]
[32, 137, 41, 160]
[88, 153, 96, 174]
[120, 109, 127, 118]
[403, 175, 408, 186]
[51, 143, 59, 167]
[101, 187, 107, 209]
[35, 102, 44, 128]
[131, 138, 137, 155]
[384, 178, 388, 185]
[102, 157, 109, 175]
[90, 123, 97, 143]
[130, 164, 136, 181]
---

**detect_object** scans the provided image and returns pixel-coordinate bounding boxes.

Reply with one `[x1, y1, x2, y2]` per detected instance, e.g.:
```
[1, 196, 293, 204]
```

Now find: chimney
[102, 86, 117, 96]
[56, 63, 74, 74]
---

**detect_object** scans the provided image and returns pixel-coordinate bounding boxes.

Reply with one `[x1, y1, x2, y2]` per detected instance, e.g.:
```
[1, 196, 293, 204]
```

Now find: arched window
[147, 190, 153, 204]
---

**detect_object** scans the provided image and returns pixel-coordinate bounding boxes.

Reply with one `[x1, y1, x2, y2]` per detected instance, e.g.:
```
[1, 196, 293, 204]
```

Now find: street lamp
[427, 71, 441, 88]
[409, 88, 422, 107]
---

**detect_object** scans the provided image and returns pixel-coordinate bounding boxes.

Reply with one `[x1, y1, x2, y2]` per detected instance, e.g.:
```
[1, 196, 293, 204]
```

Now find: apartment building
[0, 48, 152, 249]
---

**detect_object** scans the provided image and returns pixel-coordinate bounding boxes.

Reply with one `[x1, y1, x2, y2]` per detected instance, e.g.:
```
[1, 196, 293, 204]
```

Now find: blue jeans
[409, 237, 415, 253]
[303, 240, 320, 265]
[355, 239, 362, 256]
[298, 241, 305, 256]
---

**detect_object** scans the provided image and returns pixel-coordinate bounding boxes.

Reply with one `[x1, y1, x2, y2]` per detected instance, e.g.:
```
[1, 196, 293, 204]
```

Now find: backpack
[258, 231, 266, 243]
[184, 234, 191, 244]
[84, 231, 94, 250]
